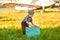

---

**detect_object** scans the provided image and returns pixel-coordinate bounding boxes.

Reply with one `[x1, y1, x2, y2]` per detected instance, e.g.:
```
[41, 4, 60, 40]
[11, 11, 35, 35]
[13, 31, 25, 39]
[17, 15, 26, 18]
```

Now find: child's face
[28, 14, 34, 18]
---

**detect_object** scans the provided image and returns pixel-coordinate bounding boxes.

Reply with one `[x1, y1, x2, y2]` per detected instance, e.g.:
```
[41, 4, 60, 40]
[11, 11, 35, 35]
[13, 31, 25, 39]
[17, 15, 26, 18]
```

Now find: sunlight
[35, 0, 55, 6]
[15, 6, 36, 10]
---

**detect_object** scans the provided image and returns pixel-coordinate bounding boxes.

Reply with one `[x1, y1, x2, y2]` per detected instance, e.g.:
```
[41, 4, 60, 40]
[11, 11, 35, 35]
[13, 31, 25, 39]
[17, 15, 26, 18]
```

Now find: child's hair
[28, 10, 34, 15]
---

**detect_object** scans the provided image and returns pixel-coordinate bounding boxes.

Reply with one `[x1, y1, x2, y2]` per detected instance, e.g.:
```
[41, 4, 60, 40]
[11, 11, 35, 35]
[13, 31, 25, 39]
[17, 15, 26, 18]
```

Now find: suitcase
[26, 26, 40, 38]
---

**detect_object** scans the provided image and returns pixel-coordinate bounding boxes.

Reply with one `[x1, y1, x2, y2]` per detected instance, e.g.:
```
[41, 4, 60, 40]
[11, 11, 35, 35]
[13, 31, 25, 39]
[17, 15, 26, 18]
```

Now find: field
[0, 8, 60, 29]
[0, 8, 60, 40]
[0, 26, 60, 40]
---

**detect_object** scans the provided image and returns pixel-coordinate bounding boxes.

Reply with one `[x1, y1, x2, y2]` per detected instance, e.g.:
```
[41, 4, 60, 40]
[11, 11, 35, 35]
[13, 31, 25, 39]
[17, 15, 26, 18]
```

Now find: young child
[21, 10, 35, 34]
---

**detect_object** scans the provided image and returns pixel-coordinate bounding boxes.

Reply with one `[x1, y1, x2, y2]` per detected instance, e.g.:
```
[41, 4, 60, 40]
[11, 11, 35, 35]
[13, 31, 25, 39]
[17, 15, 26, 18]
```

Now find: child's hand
[29, 24, 34, 27]
[27, 22, 36, 27]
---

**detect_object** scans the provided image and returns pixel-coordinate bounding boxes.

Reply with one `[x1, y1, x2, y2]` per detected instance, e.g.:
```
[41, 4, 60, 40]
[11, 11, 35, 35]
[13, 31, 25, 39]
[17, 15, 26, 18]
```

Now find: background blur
[0, 0, 60, 40]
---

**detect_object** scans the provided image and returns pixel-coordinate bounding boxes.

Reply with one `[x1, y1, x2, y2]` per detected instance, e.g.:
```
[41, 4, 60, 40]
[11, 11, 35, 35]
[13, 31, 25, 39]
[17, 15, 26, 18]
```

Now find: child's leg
[21, 23, 25, 34]
[21, 22, 28, 34]
[22, 26, 25, 34]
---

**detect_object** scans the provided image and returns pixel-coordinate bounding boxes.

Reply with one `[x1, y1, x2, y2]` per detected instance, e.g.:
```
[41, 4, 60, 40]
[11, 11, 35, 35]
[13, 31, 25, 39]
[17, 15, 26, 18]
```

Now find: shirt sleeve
[27, 18, 32, 22]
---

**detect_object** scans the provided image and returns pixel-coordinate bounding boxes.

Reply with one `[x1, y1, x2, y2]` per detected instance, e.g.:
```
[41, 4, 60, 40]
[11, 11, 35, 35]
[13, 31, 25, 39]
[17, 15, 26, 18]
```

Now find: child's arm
[31, 22, 35, 25]
[26, 21, 34, 27]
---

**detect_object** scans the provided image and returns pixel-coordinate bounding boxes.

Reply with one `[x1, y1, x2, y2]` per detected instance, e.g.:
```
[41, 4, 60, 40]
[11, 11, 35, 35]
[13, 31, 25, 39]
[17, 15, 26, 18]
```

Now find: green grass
[0, 26, 60, 40]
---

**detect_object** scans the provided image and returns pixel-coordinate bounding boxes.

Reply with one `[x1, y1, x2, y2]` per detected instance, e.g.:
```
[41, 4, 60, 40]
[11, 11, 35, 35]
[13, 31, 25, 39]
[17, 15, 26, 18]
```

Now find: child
[21, 10, 35, 34]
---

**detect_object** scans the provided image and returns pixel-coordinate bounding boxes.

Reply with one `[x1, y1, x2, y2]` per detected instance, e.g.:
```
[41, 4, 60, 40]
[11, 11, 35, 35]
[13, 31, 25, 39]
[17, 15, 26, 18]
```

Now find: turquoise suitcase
[26, 26, 40, 38]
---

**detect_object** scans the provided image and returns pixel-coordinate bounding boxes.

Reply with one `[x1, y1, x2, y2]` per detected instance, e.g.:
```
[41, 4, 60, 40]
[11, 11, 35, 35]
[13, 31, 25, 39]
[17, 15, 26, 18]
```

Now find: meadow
[0, 8, 60, 29]
[0, 8, 60, 40]
[0, 26, 60, 40]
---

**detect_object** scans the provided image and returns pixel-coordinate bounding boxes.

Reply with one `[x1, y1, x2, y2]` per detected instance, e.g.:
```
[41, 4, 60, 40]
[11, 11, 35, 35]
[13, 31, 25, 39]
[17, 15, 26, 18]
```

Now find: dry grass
[0, 8, 60, 29]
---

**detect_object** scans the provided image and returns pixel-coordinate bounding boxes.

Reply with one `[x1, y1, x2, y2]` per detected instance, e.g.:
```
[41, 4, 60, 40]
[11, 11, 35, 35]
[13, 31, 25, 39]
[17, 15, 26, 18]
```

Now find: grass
[0, 26, 60, 40]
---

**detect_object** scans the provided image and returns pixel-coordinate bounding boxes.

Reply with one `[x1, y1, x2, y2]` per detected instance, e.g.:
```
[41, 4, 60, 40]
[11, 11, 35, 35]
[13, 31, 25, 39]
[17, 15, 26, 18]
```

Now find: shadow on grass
[35, 10, 60, 14]
[45, 11, 60, 13]
[0, 16, 16, 21]
[0, 26, 60, 40]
